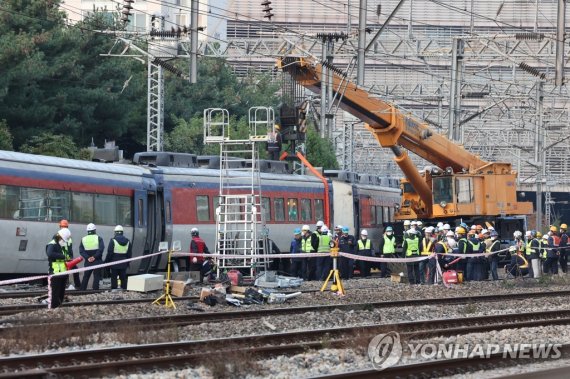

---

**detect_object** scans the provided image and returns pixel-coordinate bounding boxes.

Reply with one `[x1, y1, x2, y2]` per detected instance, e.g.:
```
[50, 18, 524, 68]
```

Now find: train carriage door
[133, 189, 161, 273]
[146, 187, 168, 272]
[353, 185, 361, 234]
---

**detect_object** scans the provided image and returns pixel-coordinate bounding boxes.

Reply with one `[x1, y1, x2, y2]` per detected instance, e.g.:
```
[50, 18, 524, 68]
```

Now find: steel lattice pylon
[147, 60, 164, 152]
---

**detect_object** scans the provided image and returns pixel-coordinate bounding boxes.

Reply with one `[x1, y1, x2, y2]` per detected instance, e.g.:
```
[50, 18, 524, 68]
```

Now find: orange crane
[278, 57, 533, 220]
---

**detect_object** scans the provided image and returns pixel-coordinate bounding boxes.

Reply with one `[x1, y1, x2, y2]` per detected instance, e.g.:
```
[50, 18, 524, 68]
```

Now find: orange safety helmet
[59, 219, 69, 228]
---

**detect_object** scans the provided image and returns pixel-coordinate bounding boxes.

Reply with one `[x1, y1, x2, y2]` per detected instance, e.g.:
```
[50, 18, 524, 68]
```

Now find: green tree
[0, 2, 146, 151]
[0, 120, 13, 151]
[304, 128, 339, 169]
[20, 133, 79, 159]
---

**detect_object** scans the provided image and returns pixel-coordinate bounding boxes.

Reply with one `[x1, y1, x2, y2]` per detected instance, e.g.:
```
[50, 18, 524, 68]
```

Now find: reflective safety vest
[47, 240, 70, 274]
[113, 239, 129, 254]
[318, 234, 331, 253]
[383, 235, 396, 254]
[82, 234, 99, 251]
[519, 255, 529, 269]
[539, 240, 547, 259]
[421, 239, 433, 256]
[358, 239, 371, 251]
[405, 237, 419, 256]
[468, 240, 480, 253]
[486, 240, 500, 253]
[525, 240, 537, 256]
[301, 236, 312, 253]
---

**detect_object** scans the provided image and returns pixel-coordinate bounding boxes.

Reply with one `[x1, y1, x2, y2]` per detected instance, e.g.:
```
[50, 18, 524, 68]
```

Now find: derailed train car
[0, 151, 400, 276]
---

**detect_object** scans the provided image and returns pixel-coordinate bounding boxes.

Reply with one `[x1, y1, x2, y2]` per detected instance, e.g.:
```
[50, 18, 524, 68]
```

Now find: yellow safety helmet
[456, 227, 466, 235]
[550, 225, 558, 232]
[561, 223, 568, 230]
[536, 231, 543, 238]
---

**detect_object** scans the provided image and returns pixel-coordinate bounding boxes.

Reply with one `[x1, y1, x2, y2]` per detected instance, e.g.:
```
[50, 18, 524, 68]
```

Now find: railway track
[2, 290, 570, 330]
[313, 346, 570, 379]
[1, 310, 569, 378]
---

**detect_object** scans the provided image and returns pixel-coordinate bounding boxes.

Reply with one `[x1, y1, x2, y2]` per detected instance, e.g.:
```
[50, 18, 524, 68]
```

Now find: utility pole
[449, 38, 464, 142]
[320, 40, 329, 138]
[356, 0, 367, 85]
[535, 80, 544, 230]
[190, 0, 198, 83]
[555, 0, 566, 86]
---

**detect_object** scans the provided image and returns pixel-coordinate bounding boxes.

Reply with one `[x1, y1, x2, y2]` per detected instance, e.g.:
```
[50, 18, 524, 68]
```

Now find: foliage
[304, 127, 339, 169]
[0, 1, 146, 151]
[0, 120, 13, 151]
[19, 133, 79, 159]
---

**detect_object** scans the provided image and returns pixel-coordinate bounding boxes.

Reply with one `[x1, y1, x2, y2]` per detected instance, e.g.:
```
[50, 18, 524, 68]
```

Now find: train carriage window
[137, 198, 144, 227]
[47, 190, 70, 221]
[383, 206, 390, 223]
[376, 206, 383, 225]
[196, 195, 210, 221]
[117, 196, 132, 226]
[165, 200, 172, 223]
[262, 197, 271, 221]
[287, 198, 298, 221]
[389, 207, 394, 222]
[0, 185, 20, 219]
[315, 199, 324, 222]
[300, 199, 312, 222]
[370, 206, 376, 226]
[213, 197, 222, 221]
[94, 194, 116, 225]
[72, 193, 93, 224]
[19, 188, 48, 221]
[274, 198, 285, 221]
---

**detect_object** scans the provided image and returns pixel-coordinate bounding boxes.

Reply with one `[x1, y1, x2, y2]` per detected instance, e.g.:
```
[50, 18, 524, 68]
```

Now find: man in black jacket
[46, 228, 72, 308]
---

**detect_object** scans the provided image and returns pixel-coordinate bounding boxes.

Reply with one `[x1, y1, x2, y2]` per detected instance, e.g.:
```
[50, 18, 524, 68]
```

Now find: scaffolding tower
[203, 107, 274, 278]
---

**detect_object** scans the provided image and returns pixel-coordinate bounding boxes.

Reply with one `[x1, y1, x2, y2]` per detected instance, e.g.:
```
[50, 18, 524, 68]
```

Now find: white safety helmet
[404, 220, 411, 226]
[437, 222, 444, 228]
[302, 224, 310, 231]
[58, 228, 71, 242]
[488, 226, 495, 231]
[425, 226, 435, 234]
[446, 230, 455, 237]
[410, 221, 417, 226]
[316, 220, 324, 228]
[525, 230, 532, 238]
[361, 229, 368, 236]
[191, 227, 199, 236]
[321, 225, 329, 233]
[481, 229, 489, 235]
[417, 221, 423, 227]
[86, 223, 96, 232]
[443, 224, 451, 230]
[470, 225, 477, 230]
[513, 230, 523, 239]
[114, 225, 124, 233]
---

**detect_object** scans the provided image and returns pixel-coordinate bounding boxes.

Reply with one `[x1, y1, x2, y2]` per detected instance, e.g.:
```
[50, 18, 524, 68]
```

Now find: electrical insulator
[121, 0, 135, 23]
[261, 0, 274, 20]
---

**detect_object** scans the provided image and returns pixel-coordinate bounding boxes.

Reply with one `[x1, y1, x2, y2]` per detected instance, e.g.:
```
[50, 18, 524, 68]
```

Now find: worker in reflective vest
[317, 225, 332, 280]
[545, 226, 560, 275]
[431, 239, 448, 284]
[106, 225, 132, 290]
[356, 229, 373, 277]
[79, 223, 105, 290]
[486, 231, 501, 280]
[378, 226, 396, 278]
[299, 225, 312, 280]
[402, 229, 420, 284]
[46, 228, 72, 308]
[419, 226, 435, 284]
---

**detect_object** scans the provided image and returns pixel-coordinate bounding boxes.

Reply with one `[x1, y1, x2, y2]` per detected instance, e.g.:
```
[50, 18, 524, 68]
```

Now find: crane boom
[278, 57, 533, 220]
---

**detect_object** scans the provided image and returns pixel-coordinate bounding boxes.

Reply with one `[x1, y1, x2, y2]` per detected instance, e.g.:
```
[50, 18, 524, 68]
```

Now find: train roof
[0, 150, 151, 177]
[154, 166, 326, 184]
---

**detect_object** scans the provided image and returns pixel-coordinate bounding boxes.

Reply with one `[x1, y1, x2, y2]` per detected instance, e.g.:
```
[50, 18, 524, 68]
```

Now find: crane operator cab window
[455, 178, 474, 203]
[433, 177, 453, 205]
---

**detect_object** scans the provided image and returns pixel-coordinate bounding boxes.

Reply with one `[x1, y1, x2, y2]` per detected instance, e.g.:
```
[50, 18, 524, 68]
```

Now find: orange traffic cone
[66, 257, 83, 270]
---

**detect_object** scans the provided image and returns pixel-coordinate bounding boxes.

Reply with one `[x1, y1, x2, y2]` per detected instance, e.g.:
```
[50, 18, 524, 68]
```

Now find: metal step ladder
[203, 107, 276, 278]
